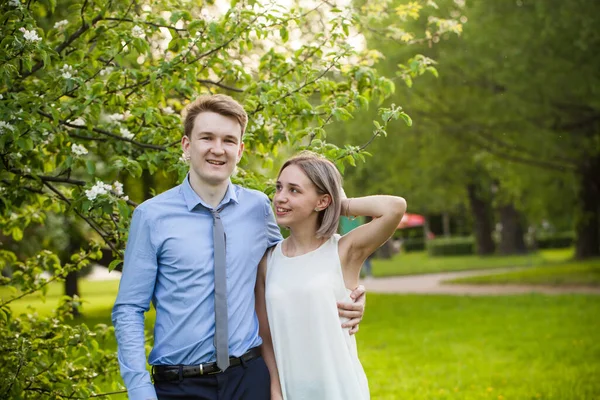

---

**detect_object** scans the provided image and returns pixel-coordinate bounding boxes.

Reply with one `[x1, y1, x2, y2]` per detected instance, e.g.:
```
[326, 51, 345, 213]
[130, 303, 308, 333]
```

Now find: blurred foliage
[0, 0, 461, 397]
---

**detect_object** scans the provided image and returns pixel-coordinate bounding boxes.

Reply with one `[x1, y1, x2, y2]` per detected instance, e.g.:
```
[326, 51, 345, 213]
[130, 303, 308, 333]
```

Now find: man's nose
[210, 140, 225, 154]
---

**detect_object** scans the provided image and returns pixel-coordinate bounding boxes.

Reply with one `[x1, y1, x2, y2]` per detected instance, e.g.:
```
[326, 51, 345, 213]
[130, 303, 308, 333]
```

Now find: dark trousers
[154, 356, 270, 400]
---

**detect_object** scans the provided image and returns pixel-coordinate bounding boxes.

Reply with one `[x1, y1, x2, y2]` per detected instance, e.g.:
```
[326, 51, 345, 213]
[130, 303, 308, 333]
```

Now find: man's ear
[181, 134, 190, 156]
[317, 194, 332, 211]
[236, 142, 245, 164]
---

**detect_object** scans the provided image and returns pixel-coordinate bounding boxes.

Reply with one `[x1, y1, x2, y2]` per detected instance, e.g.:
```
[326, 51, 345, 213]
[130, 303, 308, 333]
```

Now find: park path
[360, 268, 600, 295]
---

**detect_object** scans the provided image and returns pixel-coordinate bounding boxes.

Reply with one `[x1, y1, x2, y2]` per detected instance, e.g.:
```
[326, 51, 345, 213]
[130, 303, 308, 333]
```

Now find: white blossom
[68, 117, 85, 127]
[19, 27, 42, 42]
[85, 181, 112, 201]
[120, 127, 134, 139]
[102, 113, 124, 123]
[0, 121, 15, 134]
[131, 25, 145, 38]
[71, 143, 88, 156]
[9, 0, 20, 7]
[179, 153, 188, 163]
[0, 94, 3, 99]
[54, 20, 68, 29]
[61, 64, 74, 79]
[123, 195, 129, 201]
[162, 106, 175, 115]
[113, 181, 124, 196]
[24, 167, 31, 174]
[99, 67, 114, 76]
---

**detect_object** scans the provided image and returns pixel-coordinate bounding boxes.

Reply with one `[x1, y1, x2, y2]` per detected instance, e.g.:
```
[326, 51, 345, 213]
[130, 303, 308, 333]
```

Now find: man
[112, 94, 366, 400]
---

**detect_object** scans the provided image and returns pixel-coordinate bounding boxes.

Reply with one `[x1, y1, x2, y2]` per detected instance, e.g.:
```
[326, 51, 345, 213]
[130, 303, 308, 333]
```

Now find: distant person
[255, 152, 406, 399]
[112, 95, 366, 400]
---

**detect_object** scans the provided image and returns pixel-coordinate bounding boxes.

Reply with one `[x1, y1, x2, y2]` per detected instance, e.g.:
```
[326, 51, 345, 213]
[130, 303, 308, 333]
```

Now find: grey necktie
[211, 208, 229, 371]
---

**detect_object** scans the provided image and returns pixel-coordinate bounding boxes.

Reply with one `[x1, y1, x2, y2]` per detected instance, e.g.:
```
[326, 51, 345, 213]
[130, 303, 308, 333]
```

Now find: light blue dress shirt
[112, 176, 283, 400]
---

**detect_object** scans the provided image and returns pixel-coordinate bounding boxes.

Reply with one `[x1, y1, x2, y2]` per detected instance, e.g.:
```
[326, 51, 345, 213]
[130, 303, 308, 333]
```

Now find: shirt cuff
[127, 384, 158, 400]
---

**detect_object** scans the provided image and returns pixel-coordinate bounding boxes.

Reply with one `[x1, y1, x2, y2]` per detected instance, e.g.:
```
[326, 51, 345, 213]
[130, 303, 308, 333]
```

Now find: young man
[112, 95, 366, 400]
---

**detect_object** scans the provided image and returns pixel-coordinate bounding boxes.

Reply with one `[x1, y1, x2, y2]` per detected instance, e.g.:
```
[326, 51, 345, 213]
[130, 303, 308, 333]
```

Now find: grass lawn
[371, 248, 573, 277]
[361, 294, 600, 400]
[447, 259, 600, 286]
[4, 280, 600, 399]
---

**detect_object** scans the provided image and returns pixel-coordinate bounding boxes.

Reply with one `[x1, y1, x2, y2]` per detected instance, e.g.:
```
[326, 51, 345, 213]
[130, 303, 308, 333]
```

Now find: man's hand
[337, 285, 366, 335]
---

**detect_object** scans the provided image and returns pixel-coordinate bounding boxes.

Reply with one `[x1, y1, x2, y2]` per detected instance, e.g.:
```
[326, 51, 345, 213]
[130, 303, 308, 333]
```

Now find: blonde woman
[255, 152, 407, 399]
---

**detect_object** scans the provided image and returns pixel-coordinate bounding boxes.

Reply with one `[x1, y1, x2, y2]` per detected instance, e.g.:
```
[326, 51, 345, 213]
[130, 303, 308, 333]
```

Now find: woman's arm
[255, 252, 283, 400]
[338, 195, 407, 289]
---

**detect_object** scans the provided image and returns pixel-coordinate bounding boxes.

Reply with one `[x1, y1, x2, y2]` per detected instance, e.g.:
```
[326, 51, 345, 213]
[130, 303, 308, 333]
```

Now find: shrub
[536, 232, 574, 249]
[427, 237, 475, 256]
[403, 237, 426, 252]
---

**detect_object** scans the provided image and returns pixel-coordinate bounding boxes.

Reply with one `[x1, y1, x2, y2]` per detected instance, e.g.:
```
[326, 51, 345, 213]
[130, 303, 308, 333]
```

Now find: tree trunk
[64, 271, 80, 317]
[575, 155, 600, 259]
[442, 212, 451, 237]
[467, 183, 495, 255]
[498, 203, 528, 255]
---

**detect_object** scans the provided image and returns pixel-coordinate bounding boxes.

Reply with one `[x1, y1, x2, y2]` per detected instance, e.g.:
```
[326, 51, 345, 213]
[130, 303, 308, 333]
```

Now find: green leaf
[11, 227, 23, 242]
[108, 258, 122, 272]
[86, 160, 95, 175]
[280, 27, 289, 43]
[400, 112, 413, 127]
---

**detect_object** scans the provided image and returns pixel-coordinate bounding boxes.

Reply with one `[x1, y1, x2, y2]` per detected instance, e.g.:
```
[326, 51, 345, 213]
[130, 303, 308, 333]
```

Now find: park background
[1, 0, 599, 398]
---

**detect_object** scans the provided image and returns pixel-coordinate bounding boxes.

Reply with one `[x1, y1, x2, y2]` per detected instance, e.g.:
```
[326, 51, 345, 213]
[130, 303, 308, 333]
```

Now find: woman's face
[273, 164, 322, 227]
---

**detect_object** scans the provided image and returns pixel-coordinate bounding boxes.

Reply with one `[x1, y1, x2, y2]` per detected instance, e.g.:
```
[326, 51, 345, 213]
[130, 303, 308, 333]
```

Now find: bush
[536, 232, 574, 249]
[403, 237, 426, 252]
[427, 237, 475, 256]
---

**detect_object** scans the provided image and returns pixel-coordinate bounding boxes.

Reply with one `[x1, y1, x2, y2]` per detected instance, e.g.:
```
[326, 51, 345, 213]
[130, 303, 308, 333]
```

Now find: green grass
[447, 259, 600, 286]
[0, 279, 124, 316]
[372, 248, 573, 277]
[360, 294, 600, 400]
[4, 279, 600, 399]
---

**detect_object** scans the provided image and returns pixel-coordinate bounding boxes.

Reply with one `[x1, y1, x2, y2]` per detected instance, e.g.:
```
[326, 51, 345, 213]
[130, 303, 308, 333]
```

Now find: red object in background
[397, 213, 426, 229]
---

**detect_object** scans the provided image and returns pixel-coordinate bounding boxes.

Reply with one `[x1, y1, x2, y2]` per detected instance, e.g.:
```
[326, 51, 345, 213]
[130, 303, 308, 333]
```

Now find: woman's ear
[316, 194, 332, 211]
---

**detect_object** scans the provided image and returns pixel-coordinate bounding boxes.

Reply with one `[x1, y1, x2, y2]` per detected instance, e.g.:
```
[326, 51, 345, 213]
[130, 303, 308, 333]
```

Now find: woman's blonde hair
[278, 151, 342, 239]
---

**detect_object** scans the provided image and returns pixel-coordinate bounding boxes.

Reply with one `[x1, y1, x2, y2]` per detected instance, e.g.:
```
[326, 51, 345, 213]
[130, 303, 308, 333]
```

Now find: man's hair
[183, 94, 248, 138]
[278, 151, 342, 239]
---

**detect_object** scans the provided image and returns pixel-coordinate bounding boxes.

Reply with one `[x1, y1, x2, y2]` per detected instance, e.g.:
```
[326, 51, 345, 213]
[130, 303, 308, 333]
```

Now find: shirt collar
[181, 174, 239, 212]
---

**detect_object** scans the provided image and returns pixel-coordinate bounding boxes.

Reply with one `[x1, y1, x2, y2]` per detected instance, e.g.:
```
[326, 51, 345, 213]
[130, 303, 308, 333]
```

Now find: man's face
[181, 111, 244, 187]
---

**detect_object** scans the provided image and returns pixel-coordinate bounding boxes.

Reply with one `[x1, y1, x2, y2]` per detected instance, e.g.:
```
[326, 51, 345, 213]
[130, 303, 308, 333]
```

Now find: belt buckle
[207, 366, 222, 375]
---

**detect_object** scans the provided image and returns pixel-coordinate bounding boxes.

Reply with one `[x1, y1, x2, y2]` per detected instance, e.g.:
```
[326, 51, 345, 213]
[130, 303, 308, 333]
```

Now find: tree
[0, 0, 457, 397]
[334, 0, 599, 257]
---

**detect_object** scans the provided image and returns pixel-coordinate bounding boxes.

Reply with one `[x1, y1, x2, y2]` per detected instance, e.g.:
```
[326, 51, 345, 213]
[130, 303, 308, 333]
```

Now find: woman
[255, 152, 407, 399]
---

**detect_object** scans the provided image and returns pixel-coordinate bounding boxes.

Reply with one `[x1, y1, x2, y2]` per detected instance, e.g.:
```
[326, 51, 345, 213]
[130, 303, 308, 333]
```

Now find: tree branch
[197, 79, 243, 93]
[21, 14, 104, 80]
[102, 17, 187, 32]
[37, 111, 167, 150]
[42, 182, 119, 253]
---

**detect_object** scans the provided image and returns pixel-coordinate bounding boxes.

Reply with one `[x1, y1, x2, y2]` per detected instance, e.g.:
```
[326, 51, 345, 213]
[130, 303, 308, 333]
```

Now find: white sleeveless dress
[265, 234, 370, 400]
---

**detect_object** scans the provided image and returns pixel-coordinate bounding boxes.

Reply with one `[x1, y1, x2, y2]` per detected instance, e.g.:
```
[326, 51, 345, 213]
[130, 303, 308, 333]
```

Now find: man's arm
[264, 194, 284, 247]
[112, 207, 159, 400]
[338, 285, 366, 335]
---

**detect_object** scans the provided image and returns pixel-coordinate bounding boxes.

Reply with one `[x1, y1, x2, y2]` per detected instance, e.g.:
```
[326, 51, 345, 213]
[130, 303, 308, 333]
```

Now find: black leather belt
[152, 347, 262, 382]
